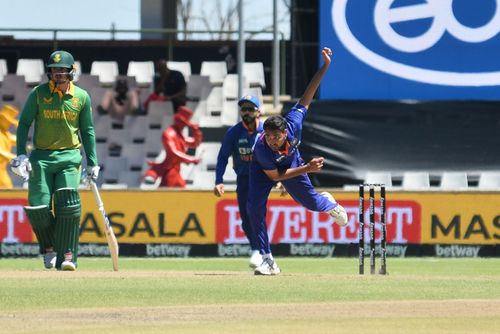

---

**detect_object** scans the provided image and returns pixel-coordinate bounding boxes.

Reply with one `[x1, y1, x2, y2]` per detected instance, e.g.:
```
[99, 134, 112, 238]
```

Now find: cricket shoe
[320, 192, 348, 226]
[43, 251, 56, 269]
[249, 250, 263, 269]
[254, 258, 281, 276]
[61, 252, 76, 271]
[61, 261, 76, 271]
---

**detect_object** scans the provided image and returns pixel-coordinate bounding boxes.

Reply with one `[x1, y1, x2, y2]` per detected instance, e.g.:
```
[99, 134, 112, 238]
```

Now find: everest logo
[332, 0, 500, 86]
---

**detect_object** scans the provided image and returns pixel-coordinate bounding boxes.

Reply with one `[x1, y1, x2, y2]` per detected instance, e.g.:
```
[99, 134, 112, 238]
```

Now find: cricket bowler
[248, 47, 348, 275]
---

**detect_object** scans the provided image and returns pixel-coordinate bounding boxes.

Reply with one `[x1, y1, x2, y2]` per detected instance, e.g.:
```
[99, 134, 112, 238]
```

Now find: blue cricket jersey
[251, 103, 308, 182]
[215, 120, 264, 184]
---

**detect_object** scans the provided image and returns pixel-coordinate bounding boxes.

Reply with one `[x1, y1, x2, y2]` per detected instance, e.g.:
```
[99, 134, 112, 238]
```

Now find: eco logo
[332, 0, 500, 86]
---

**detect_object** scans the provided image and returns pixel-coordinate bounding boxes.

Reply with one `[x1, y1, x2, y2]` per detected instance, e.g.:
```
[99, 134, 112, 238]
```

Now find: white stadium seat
[243, 62, 266, 88]
[16, 58, 44, 85]
[402, 172, 430, 190]
[127, 61, 155, 87]
[200, 61, 227, 86]
[167, 61, 192, 82]
[90, 61, 119, 86]
[440, 172, 468, 190]
[364, 172, 393, 187]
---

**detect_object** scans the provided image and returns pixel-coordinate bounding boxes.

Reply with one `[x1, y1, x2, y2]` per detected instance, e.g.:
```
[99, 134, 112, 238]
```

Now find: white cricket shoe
[61, 261, 76, 271]
[43, 251, 56, 269]
[254, 258, 281, 276]
[320, 192, 348, 226]
[249, 250, 263, 269]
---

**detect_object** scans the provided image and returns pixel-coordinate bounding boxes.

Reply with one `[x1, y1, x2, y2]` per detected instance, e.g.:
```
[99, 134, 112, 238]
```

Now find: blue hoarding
[319, 0, 500, 99]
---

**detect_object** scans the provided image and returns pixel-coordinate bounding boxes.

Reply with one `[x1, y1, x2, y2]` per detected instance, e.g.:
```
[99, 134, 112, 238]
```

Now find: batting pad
[54, 188, 81, 269]
[24, 205, 56, 254]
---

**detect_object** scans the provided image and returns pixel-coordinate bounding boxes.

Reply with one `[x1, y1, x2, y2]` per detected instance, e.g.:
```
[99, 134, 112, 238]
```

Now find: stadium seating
[16, 58, 44, 85]
[73, 61, 82, 82]
[364, 172, 393, 187]
[101, 156, 128, 184]
[5, 57, 235, 190]
[187, 75, 211, 101]
[118, 170, 142, 188]
[76, 74, 100, 92]
[124, 115, 148, 143]
[191, 170, 216, 189]
[144, 128, 164, 158]
[121, 143, 146, 171]
[196, 142, 222, 171]
[206, 86, 223, 116]
[0, 59, 8, 82]
[127, 61, 155, 87]
[0, 74, 30, 110]
[167, 61, 192, 82]
[402, 172, 430, 190]
[478, 172, 500, 190]
[222, 74, 248, 100]
[200, 61, 227, 86]
[90, 61, 119, 86]
[440, 172, 468, 190]
[93, 115, 112, 142]
[243, 62, 266, 88]
[147, 100, 174, 128]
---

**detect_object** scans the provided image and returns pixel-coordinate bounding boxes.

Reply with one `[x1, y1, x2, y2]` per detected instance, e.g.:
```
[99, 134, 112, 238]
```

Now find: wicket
[359, 183, 387, 275]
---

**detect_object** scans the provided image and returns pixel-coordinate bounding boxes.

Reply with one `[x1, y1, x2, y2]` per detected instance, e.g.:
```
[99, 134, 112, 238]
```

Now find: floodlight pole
[237, 0, 245, 101]
[273, 0, 280, 110]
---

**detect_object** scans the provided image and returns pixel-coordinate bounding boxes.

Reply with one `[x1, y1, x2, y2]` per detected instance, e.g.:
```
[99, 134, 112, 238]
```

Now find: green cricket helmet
[47, 50, 75, 81]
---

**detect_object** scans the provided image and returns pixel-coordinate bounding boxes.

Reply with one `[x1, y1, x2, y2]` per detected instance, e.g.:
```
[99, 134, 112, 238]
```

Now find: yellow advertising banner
[77, 190, 222, 243]
[414, 192, 500, 244]
[0, 190, 227, 244]
[1, 190, 499, 245]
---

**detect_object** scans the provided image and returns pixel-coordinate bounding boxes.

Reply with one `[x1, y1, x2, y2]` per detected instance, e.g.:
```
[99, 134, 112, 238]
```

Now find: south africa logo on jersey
[43, 97, 53, 104]
[71, 97, 80, 108]
[53, 53, 62, 63]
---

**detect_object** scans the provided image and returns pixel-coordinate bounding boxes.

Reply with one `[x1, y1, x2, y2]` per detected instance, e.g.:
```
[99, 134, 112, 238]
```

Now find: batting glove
[87, 166, 100, 183]
[9, 155, 31, 181]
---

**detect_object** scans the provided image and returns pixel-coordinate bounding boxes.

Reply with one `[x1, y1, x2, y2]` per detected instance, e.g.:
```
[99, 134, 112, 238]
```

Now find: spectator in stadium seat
[98, 78, 139, 128]
[143, 106, 202, 187]
[143, 59, 187, 113]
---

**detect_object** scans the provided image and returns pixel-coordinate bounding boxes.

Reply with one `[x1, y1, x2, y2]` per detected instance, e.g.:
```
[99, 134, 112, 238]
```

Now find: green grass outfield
[1, 257, 499, 334]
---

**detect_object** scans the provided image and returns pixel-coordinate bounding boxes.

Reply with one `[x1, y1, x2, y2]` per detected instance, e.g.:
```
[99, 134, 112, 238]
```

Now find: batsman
[10, 50, 99, 271]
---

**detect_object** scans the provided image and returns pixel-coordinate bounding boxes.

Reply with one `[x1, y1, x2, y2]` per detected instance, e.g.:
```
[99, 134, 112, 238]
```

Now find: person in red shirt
[143, 106, 202, 187]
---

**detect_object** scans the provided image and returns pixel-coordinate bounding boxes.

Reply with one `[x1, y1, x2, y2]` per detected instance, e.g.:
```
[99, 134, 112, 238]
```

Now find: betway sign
[216, 199, 421, 244]
[320, 0, 500, 99]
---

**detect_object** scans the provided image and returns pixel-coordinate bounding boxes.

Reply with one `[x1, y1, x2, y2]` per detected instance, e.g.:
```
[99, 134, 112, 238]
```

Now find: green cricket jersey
[17, 80, 98, 166]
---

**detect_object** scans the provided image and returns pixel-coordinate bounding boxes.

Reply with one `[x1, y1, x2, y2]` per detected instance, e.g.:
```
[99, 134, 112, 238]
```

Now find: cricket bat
[90, 181, 119, 271]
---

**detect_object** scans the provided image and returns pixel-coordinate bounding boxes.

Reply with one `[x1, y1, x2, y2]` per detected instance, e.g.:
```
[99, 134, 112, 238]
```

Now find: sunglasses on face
[240, 107, 258, 113]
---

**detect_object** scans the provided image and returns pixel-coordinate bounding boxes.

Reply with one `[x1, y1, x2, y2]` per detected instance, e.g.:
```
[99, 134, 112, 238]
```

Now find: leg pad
[54, 188, 81, 269]
[24, 205, 55, 254]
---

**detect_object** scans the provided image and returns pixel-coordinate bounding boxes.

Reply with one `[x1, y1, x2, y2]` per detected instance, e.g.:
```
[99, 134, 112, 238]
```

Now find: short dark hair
[264, 115, 287, 132]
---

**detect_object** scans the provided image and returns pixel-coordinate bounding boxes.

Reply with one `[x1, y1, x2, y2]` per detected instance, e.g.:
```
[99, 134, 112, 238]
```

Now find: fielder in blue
[214, 95, 264, 268]
[248, 47, 348, 275]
